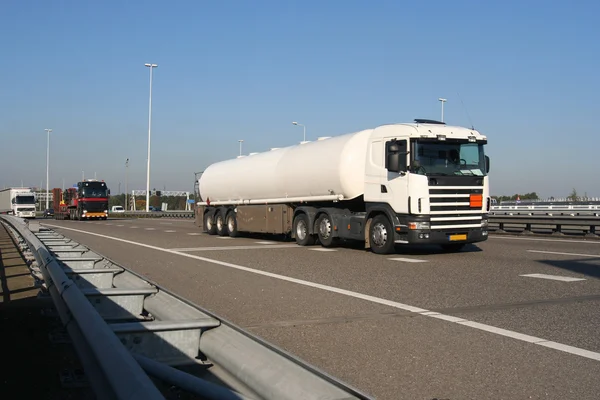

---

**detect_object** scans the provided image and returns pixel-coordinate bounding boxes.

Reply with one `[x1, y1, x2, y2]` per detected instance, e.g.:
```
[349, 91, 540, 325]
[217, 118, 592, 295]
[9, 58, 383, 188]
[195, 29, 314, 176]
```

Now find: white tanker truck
[195, 119, 491, 254]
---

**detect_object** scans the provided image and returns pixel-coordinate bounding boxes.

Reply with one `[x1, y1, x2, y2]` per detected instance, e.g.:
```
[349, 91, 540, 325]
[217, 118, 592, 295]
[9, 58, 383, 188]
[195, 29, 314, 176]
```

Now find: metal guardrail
[0, 215, 372, 400]
[491, 205, 600, 217]
[109, 211, 194, 219]
[489, 215, 599, 237]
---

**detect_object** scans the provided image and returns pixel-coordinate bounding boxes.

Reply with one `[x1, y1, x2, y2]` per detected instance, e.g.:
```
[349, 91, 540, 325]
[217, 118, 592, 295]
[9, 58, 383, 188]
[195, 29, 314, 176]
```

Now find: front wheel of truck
[369, 215, 396, 254]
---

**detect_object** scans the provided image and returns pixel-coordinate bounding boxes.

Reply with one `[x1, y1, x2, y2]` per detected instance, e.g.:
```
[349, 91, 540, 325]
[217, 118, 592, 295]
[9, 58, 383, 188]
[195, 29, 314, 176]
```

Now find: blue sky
[1, 0, 598, 198]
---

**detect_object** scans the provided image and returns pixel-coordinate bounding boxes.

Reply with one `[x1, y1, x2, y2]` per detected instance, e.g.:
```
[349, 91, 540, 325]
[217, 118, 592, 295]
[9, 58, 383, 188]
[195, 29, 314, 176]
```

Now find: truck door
[364, 138, 409, 214]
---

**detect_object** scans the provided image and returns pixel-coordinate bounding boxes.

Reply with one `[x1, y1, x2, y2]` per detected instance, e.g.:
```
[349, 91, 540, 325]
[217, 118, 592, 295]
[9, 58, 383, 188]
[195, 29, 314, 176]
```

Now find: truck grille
[429, 187, 484, 230]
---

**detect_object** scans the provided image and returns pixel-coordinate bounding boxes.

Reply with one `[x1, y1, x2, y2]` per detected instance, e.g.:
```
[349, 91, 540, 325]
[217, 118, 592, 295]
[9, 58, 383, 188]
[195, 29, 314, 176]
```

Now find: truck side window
[385, 139, 407, 172]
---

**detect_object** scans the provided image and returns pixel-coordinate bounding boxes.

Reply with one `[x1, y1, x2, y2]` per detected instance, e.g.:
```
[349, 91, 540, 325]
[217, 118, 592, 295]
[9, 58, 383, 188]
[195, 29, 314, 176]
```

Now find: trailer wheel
[293, 214, 315, 246]
[215, 209, 228, 236]
[369, 215, 395, 254]
[316, 213, 337, 247]
[204, 211, 217, 235]
[226, 212, 239, 237]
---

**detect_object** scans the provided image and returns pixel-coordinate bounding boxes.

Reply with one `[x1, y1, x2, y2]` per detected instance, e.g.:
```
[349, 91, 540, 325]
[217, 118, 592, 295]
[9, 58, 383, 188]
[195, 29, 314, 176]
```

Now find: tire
[293, 214, 315, 246]
[204, 211, 217, 235]
[215, 209, 228, 236]
[316, 213, 337, 247]
[226, 211, 239, 237]
[440, 243, 466, 252]
[369, 214, 396, 254]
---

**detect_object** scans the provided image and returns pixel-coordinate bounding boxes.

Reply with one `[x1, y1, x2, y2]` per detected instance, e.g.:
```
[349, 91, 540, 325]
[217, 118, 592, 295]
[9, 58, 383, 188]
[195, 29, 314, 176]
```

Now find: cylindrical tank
[199, 129, 373, 204]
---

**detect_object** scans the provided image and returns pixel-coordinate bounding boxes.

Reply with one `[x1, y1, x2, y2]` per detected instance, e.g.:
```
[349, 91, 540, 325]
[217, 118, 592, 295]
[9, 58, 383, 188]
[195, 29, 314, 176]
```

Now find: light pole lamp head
[145, 63, 158, 68]
[438, 98, 447, 103]
[292, 121, 298, 125]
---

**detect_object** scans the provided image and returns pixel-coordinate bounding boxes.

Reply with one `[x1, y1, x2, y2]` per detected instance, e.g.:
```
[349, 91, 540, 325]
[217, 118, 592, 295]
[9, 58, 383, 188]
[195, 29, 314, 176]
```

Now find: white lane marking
[116, 225, 124, 227]
[171, 245, 298, 251]
[520, 274, 586, 282]
[388, 257, 428, 263]
[457, 321, 546, 344]
[255, 241, 277, 245]
[164, 230, 176, 233]
[145, 228, 156, 231]
[527, 250, 599, 258]
[160, 223, 173, 225]
[106, 223, 113, 226]
[310, 248, 337, 252]
[537, 341, 600, 361]
[130, 226, 138, 229]
[187, 233, 202, 236]
[491, 236, 600, 245]
[42, 223, 600, 363]
[217, 237, 233, 239]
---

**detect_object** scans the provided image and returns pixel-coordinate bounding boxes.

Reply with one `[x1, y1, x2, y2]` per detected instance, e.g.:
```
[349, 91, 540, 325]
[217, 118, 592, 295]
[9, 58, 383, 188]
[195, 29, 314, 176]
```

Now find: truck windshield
[15, 195, 35, 204]
[82, 188, 108, 198]
[410, 140, 487, 176]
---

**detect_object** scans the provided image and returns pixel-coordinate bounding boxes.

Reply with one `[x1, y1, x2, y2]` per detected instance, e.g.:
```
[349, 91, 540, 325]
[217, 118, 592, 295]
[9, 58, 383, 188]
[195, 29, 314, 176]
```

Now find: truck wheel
[226, 212, 239, 237]
[440, 243, 466, 252]
[316, 213, 337, 247]
[369, 215, 395, 254]
[293, 214, 315, 246]
[215, 210, 228, 236]
[204, 212, 217, 235]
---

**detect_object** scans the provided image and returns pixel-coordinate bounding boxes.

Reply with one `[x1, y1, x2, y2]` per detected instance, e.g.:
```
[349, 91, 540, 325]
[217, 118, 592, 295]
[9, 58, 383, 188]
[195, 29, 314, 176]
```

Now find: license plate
[449, 234, 467, 241]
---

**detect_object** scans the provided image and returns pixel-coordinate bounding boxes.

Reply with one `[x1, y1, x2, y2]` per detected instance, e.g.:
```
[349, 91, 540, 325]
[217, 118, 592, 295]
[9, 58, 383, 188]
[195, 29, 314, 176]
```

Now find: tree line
[493, 188, 591, 202]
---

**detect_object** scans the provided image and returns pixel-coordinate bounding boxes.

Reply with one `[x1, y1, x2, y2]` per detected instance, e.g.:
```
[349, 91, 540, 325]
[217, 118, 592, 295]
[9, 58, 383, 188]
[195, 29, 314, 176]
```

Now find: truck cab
[363, 120, 490, 252]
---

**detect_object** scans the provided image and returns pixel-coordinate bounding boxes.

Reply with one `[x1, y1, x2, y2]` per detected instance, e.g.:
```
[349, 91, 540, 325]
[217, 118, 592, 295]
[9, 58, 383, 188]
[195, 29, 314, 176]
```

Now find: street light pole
[438, 98, 447, 122]
[44, 128, 52, 210]
[125, 158, 129, 210]
[144, 63, 158, 212]
[292, 121, 306, 142]
[238, 139, 244, 156]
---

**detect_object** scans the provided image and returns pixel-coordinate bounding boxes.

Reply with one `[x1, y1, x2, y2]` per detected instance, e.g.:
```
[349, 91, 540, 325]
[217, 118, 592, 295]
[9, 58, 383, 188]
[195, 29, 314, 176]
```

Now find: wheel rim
[372, 222, 388, 247]
[227, 216, 235, 232]
[216, 215, 224, 230]
[296, 219, 307, 240]
[206, 215, 213, 230]
[319, 217, 331, 239]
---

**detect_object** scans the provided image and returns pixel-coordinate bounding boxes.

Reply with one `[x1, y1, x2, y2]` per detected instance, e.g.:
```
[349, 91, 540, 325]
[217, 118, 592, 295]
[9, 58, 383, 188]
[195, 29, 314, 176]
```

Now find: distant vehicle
[111, 206, 125, 213]
[0, 187, 37, 218]
[53, 179, 110, 220]
[196, 120, 491, 254]
[149, 206, 162, 212]
[43, 208, 54, 218]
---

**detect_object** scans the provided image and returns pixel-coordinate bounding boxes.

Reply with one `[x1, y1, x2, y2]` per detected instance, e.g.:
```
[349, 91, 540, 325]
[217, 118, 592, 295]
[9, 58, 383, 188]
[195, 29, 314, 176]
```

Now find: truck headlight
[409, 221, 430, 230]
[481, 219, 489, 227]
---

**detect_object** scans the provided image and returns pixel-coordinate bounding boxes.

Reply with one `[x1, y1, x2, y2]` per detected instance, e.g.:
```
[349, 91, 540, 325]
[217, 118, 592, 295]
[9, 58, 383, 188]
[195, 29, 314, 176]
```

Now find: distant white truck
[0, 188, 37, 218]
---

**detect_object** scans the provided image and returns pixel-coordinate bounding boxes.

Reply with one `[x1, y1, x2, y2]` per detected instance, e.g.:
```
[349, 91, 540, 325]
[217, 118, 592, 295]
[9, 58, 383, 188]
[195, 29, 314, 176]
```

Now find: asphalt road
[40, 217, 600, 400]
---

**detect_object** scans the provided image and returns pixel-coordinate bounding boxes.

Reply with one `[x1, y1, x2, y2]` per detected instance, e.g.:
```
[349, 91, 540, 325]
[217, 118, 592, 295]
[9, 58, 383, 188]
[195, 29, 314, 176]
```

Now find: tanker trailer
[196, 119, 491, 254]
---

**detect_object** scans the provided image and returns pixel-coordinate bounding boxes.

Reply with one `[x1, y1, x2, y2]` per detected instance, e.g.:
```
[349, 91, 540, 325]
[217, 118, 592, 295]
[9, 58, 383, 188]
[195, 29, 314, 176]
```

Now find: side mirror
[485, 155, 490, 173]
[108, 189, 111, 195]
[386, 140, 408, 173]
[387, 151, 401, 173]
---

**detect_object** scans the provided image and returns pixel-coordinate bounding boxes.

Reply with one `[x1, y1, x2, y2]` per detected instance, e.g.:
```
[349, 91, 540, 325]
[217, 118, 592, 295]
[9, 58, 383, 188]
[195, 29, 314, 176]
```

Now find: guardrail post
[585, 225, 598, 238]
[495, 222, 506, 233]
[552, 224, 564, 236]
[522, 223, 533, 235]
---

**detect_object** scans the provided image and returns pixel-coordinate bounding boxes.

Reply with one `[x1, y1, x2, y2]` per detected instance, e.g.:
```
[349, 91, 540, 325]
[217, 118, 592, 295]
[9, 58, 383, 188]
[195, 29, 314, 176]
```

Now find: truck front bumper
[395, 228, 488, 245]
[82, 212, 108, 218]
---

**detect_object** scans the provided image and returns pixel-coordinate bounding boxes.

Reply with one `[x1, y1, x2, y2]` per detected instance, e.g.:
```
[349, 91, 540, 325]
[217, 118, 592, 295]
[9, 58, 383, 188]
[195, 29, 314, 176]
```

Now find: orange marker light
[470, 194, 483, 208]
